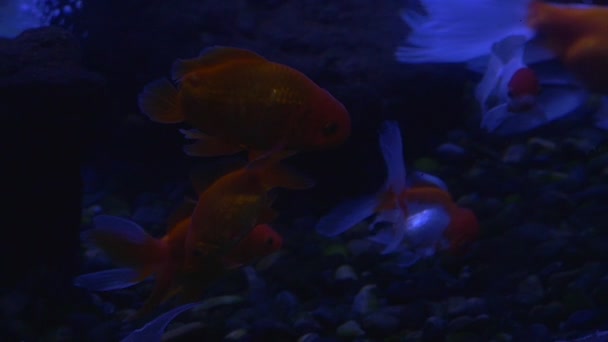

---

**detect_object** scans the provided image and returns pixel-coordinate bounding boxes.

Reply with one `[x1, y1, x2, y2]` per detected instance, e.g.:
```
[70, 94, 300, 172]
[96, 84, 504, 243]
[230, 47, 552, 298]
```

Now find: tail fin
[315, 195, 379, 237]
[138, 79, 183, 123]
[120, 302, 199, 342]
[315, 121, 405, 238]
[74, 268, 146, 291]
[482, 104, 547, 135]
[395, 0, 534, 63]
[378, 121, 407, 194]
[82, 215, 167, 270]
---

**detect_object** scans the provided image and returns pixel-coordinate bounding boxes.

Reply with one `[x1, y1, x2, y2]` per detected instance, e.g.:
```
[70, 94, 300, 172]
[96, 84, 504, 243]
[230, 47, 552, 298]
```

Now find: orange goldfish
[185, 150, 314, 267]
[74, 214, 282, 321]
[527, 1, 608, 93]
[316, 121, 478, 260]
[138, 46, 351, 159]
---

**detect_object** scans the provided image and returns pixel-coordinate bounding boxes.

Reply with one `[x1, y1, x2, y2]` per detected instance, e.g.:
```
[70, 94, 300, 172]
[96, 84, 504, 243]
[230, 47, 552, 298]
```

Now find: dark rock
[572, 184, 608, 203]
[0, 25, 106, 338]
[533, 239, 569, 260]
[592, 275, 608, 306]
[446, 297, 487, 317]
[273, 291, 300, 318]
[515, 275, 545, 305]
[378, 301, 428, 331]
[361, 312, 400, 336]
[422, 316, 446, 341]
[513, 323, 551, 342]
[560, 310, 599, 331]
[293, 315, 322, 335]
[250, 318, 296, 341]
[311, 305, 342, 329]
[528, 302, 567, 327]
[87, 320, 122, 342]
[561, 287, 594, 313]
[447, 316, 475, 331]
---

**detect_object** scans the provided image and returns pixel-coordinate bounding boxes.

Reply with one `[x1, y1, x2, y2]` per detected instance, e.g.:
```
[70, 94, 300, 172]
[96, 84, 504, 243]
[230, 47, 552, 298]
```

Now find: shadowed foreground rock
[0, 26, 105, 338]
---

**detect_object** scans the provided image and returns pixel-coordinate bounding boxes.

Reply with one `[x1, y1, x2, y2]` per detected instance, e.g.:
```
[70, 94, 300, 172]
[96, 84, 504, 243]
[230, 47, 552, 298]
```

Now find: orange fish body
[138, 46, 351, 158]
[527, 1, 608, 93]
[444, 207, 479, 254]
[186, 151, 314, 266]
[77, 214, 283, 321]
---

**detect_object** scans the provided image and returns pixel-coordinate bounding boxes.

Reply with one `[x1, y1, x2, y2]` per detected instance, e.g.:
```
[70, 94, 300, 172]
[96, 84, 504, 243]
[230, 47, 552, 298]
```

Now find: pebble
[422, 316, 446, 340]
[336, 320, 365, 338]
[335, 264, 358, 281]
[516, 275, 545, 305]
[352, 284, 377, 316]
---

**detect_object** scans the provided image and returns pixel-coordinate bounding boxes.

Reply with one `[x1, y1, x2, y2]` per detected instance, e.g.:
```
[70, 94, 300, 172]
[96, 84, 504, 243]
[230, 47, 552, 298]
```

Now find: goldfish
[527, 1, 608, 94]
[475, 35, 537, 115]
[138, 46, 351, 159]
[315, 121, 478, 266]
[476, 35, 546, 134]
[74, 213, 282, 321]
[476, 34, 590, 136]
[395, 0, 535, 64]
[184, 149, 314, 268]
[396, 0, 608, 94]
[396, 0, 592, 137]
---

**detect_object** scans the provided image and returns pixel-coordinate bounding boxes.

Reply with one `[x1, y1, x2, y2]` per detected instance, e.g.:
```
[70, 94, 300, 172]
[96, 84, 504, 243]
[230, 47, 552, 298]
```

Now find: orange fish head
[508, 68, 540, 99]
[307, 89, 351, 148]
[241, 224, 283, 257]
[222, 224, 283, 267]
[507, 67, 540, 113]
[444, 207, 479, 255]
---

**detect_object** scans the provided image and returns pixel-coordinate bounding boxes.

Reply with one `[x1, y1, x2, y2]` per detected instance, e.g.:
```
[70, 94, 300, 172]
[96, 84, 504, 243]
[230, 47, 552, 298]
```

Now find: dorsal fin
[171, 46, 268, 81]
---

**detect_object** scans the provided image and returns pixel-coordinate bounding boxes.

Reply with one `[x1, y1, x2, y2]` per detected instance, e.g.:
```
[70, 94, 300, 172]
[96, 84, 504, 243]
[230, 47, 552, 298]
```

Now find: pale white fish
[483, 83, 589, 136]
[74, 268, 145, 292]
[481, 104, 546, 135]
[395, 0, 534, 64]
[475, 35, 528, 114]
[120, 302, 199, 342]
[368, 206, 451, 255]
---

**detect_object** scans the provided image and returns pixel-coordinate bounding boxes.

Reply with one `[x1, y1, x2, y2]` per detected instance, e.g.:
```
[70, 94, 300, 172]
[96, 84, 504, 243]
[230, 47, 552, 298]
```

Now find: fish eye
[266, 237, 274, 246]
[322, 122, 338, 136]
[507, 90, 514, 98]
[192, 248, 203, 257]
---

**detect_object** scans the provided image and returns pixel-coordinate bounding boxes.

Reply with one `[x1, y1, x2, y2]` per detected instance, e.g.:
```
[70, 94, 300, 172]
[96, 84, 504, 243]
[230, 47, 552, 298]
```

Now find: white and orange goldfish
[315, 121, 478, 266]
[395, 0, 607, 135]
[476, 35, 589, 135]
[396, 0, 608, 94]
